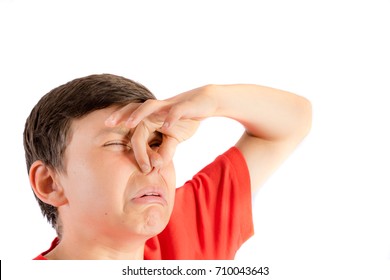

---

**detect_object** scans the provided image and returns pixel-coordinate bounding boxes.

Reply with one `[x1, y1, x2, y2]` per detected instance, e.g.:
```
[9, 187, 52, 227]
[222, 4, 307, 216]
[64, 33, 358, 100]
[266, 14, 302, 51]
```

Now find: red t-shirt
[34, 147, 254, 260]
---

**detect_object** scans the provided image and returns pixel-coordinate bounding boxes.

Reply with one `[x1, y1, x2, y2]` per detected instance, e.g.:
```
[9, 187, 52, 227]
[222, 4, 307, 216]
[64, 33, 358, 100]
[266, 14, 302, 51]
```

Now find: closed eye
[104, 141, 132, 151]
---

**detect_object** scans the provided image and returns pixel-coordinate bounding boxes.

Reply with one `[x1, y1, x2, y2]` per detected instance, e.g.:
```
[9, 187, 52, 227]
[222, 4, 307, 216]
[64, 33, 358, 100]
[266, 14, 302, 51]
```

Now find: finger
[131, 122, 153, 173]
[105, 103, 141, 127]
[161, 101, 190, 131]
[157, 136, 179, 165]
[149, 149, 163, 170]
[125, 99, 168, 128]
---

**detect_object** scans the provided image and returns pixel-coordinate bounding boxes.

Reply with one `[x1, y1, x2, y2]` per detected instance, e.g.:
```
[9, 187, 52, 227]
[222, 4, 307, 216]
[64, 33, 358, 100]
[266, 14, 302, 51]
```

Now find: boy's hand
[106, 83, 311, 192]
[105, 86, 216, 173]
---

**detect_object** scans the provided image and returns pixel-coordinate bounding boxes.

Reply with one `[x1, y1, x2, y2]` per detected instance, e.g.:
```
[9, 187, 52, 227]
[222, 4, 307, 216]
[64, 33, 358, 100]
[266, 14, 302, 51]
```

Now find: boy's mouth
[140, 192, 161, 198]
[132, 189, 167, 206]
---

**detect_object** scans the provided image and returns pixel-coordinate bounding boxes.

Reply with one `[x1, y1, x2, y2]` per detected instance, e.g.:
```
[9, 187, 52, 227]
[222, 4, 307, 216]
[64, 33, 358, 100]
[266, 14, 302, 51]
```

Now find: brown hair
[23, 73, 156, 233]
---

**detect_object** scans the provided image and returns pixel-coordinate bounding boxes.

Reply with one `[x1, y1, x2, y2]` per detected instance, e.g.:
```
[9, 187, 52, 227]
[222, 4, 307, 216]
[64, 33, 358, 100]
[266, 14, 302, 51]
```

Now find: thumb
[158, 136, 179, 166]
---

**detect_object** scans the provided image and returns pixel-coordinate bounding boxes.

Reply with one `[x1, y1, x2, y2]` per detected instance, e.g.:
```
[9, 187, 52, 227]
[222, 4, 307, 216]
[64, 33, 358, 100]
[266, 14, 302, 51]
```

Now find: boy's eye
[104, 142, 132, 151]
[149, 135, 162, 149]
[149, 139, 162, 149]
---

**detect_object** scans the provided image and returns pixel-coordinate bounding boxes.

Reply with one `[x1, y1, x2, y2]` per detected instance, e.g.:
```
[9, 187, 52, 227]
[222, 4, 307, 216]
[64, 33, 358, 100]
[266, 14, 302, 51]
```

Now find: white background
[0, 0, 389, 278]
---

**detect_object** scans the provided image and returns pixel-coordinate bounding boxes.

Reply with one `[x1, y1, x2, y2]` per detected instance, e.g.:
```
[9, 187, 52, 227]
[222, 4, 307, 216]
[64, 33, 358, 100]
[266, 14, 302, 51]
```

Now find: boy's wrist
[205, 84, 240, 119]
[200, 84, 225, 118]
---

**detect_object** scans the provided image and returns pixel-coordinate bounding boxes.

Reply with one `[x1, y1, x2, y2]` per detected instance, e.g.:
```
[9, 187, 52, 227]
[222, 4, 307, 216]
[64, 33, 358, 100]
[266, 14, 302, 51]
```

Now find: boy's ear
[29, 160, 68, 207]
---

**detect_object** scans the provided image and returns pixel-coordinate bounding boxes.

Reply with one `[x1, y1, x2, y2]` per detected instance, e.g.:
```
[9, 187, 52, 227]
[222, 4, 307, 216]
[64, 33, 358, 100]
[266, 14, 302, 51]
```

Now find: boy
[24, 73, 311, 259]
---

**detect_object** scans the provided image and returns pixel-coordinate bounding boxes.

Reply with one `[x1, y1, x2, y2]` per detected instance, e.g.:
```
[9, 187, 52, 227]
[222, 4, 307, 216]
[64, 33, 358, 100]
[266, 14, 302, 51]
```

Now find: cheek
[160, 162, 176, 186]
[63, 154, 130, 204]
[159, 163, 176, 204]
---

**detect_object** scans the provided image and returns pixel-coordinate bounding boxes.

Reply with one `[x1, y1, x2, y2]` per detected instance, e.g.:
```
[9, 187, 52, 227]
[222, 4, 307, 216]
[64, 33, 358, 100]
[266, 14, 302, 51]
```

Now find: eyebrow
[97, 126, 162, 140]
[97, 125, 133, 138]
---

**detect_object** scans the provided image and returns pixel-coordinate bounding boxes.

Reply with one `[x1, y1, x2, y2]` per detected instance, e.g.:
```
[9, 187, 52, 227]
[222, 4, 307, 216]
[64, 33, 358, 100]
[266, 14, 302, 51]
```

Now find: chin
[140, 208, 170, 237]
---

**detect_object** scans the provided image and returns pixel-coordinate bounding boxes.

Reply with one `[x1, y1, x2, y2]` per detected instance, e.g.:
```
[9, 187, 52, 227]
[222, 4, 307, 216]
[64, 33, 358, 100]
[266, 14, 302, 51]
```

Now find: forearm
[208, 84, 312, 142]
[106, 83, 311, 178]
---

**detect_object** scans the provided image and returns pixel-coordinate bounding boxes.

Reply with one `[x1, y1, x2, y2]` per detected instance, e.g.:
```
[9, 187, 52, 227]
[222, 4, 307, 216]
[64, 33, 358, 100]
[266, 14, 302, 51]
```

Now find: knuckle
[143, 99, 157, 106]
[169, 103, 185, 117]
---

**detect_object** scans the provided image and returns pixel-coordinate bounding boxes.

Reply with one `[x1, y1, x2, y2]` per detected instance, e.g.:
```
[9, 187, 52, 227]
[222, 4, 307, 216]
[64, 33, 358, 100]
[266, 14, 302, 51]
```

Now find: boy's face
[56, 106, 176, 242]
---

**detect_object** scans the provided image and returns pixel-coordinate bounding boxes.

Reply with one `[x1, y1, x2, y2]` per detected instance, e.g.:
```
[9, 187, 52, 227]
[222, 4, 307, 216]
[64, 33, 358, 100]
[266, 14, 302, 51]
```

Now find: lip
[131, 187, 167, 206]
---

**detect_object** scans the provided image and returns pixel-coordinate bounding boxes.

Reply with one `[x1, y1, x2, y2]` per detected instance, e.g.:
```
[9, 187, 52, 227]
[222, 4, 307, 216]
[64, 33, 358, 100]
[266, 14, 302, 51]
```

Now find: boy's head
[24, 74, 175, 239]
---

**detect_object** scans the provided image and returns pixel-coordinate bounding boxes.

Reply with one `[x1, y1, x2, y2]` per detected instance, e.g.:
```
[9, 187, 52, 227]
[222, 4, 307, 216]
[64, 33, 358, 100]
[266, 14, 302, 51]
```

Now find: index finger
[105, 103, 142, 127]
[125, 99, 169, 128]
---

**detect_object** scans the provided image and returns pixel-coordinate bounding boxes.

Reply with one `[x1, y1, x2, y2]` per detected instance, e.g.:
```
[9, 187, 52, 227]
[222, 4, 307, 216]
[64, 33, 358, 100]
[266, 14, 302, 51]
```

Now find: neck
[45, 233, 147, 260]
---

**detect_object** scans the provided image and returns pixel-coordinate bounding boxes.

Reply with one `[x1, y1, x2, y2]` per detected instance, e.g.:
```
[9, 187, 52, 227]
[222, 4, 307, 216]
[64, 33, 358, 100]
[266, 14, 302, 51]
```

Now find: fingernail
[151, 157, 163, 168]
[163, 122, 170, 129]
[141, 164, 151, 173]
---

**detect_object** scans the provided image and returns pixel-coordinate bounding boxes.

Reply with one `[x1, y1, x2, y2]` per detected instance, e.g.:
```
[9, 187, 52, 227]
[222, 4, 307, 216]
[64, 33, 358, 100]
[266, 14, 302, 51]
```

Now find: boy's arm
[106, 84, 312, 193]
[211, 84, 312, 192]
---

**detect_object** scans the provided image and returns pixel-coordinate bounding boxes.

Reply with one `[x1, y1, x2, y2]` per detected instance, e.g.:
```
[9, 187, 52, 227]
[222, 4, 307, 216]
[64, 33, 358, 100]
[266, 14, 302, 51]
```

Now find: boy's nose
[140, 150, 163, 174]
[141, 165, 162, 177]
[135, 148, 163, 174]
[139, 160, 162, 175]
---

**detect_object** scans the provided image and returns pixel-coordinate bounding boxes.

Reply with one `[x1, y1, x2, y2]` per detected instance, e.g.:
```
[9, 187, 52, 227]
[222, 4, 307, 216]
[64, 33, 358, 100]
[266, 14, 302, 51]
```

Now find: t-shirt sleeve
[145, 147, 254, 260]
